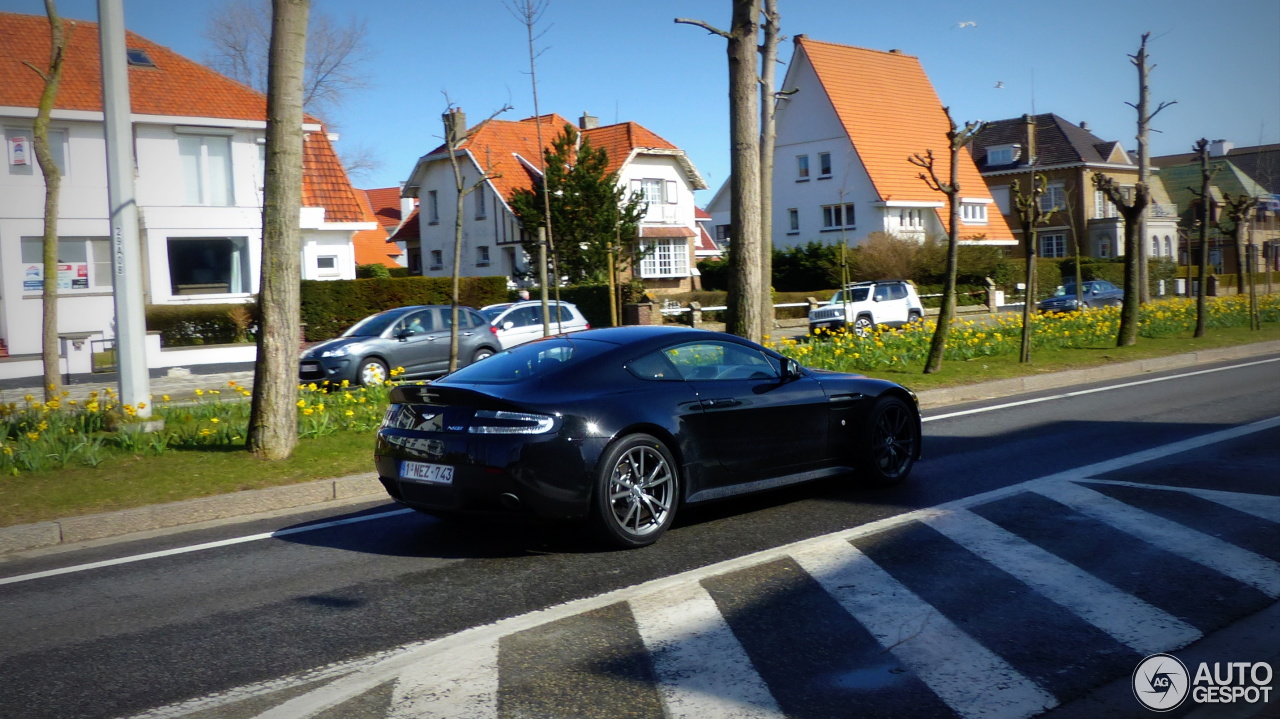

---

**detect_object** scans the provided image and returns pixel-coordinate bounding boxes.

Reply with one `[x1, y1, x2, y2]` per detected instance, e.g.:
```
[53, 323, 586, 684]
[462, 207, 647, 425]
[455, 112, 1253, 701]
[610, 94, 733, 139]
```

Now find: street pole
[98, 0, 151, 417]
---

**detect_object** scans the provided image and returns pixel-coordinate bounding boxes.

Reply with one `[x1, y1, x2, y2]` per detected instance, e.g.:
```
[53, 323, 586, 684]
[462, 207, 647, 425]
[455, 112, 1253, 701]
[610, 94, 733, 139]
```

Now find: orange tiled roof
[431, 115, 680, 203]
[302, 130, 367, 223]
[352, 189, 401, 266]
[390, 208, 419, 242]
[0, 11, 268, 121]
[798, 37, 1013, 240]
[363, 187, 409, 232]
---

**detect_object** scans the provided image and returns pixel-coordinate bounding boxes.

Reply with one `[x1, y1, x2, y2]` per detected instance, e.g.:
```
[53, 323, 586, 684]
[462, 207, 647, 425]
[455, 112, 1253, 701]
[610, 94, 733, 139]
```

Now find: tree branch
[674, 17, 730, 38]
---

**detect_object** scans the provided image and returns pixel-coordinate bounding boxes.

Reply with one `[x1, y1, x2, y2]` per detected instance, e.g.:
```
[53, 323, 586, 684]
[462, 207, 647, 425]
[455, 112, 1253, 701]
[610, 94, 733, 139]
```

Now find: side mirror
[783, 357, 803, 380]
[503, 320, 516, 330]
[396, 328, 416, 340]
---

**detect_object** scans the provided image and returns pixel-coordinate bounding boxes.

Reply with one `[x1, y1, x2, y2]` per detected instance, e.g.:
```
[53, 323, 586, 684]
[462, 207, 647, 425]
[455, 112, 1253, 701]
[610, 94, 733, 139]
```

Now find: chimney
[1209, 139, 1234, 157]
[1079, 120, 1089, 131]
[1023, 114, 1037, 165]
[793, 33, 806, 47]
[398, 181, 414, 220]
[442, 108, 467, 146]
[579, 112, 598, 130]
[888, 48, 902, 54]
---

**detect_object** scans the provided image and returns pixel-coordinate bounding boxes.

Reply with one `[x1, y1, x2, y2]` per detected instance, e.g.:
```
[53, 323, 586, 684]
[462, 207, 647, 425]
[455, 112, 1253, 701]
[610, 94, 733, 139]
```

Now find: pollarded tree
[1220, 193, 1260, 330]
[1091, 172, 1147, 347]
[509, 124, 646, 286]
[1009, 174, 1058, 363]
[1190, 138, 1215, 338]
[909, 106, 984, 374]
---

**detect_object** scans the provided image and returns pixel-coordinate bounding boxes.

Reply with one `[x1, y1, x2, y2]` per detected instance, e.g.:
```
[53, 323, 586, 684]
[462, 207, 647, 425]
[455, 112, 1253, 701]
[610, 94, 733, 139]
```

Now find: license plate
[300, 362, 320, 372]
[400, 461, 454, 485]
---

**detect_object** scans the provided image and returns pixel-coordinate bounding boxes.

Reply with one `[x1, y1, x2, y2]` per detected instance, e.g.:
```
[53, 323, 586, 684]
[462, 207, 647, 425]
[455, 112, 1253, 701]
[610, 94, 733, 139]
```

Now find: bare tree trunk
[726, 0, 763, 341]
[1092, 174, 1148, 347]
[247, 0, 308, 460]
[1193, 139, 1211, 338]
[26, 1, 70, 401]
[1011, 175, 1054, 364]
[1127, 33, 1174, 305]
[757, 0, 779, 338]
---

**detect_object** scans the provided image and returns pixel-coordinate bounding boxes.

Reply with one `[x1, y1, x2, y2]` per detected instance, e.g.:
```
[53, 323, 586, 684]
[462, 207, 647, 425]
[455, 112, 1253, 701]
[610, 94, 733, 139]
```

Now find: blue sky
[7, 0, 1279, 204]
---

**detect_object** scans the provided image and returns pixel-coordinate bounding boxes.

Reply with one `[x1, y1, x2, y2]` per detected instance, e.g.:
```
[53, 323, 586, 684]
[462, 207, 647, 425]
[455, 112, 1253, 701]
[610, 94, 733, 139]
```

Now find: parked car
[479, 300, 590, 349]
[808, 280, 925, 337]
[375, 326, 921, 547]
[299, 305, 499, 386]
[1038, 280, 1124, 313]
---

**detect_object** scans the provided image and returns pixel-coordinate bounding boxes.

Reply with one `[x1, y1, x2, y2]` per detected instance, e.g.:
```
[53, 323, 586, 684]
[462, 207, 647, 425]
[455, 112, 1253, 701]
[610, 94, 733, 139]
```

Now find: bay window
[638, 238, 689, 278]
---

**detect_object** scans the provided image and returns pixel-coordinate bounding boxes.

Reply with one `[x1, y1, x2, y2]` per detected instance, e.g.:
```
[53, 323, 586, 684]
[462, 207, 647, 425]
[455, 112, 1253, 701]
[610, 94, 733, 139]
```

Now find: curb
[2, 339, 1278, 557]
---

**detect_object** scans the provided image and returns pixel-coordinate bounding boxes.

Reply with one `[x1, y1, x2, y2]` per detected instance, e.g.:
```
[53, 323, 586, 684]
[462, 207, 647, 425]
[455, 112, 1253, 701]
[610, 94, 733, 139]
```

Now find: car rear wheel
[357, 357, 388, 386]
[852, 316, 874, 338]
[856, 395, 919, 486]
[471, 348, 495, 364]
[592, 434, 679, 548]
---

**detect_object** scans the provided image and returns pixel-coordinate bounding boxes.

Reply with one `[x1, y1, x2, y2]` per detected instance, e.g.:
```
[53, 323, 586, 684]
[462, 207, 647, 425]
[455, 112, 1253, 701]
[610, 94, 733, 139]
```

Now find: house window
[428, 190, 439, 223]
[316, 255, 338, 276]
[126, 48, 155, 67]
[640, 178, 667, 205]
[166, 237, 249, 295]
[638, 238, 689, 278]
[1151, 236, 1160, 257]
[796, 155, 809, 180]
[714, 225, 730, 241]
[1094, 190, 1117, 219]
[429, 249, 443, 270]
[787, 208, 799, 233]
[818, 152, 832, 178]
[986, 145, 1019, 165]
[898, 208, 922, 228]
[1039, 234, 1066, 258]
[961, 203, 987, 223]
[20, 236, 111, 292]
[178, 134, 232, 206]
[821, 203, 855, 230]
[990, 186, 1011, 215]
[1164, 236, 1173, 258]
[1039, 183, 1065, 213]
[408, 250, 422, 274]
[6, 127, 68, 176]
[1096, 235, 1111, 258]
[474, 182, 487, 219]
[476, 245, 491, 266]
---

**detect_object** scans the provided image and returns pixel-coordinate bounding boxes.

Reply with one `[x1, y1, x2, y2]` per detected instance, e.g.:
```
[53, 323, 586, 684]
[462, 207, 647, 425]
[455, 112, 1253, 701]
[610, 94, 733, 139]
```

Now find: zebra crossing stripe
[791, 538, 1057, 719]
[387, 638, 498, 719]
[1034, 482, 1280, 598]
[923, 508, 1201, 654]
[1148, 482, 1280, 524]
[630, 583, 784, 719]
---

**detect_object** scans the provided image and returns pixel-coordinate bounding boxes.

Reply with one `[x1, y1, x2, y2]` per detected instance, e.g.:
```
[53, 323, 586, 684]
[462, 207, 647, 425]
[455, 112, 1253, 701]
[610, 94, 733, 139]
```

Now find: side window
[626, 351, 681, 381]
[874, 284, 890, 302]
[507, 306, 539, 327]
[401, 311, 432, 334]
[664, 341, 779, 381]
[889, 283, 907, 301]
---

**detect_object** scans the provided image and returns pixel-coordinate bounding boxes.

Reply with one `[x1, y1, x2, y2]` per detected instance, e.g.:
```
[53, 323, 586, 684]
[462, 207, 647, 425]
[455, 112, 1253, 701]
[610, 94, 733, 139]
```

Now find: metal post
[98, 0, 151, 417]
[538, 227, 550, 336]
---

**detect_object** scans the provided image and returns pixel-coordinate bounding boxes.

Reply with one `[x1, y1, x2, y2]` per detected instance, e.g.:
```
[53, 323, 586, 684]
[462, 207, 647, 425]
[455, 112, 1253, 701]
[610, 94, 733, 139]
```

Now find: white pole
[97, 0, 151, 417]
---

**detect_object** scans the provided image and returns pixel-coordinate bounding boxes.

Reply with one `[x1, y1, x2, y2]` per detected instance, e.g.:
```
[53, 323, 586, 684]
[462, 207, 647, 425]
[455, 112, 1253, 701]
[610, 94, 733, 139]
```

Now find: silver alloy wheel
[853, 316, 874, 338]
[871, 401, 917, 479]
[359, 359, 387, 386]
[606, 445, 675, 538]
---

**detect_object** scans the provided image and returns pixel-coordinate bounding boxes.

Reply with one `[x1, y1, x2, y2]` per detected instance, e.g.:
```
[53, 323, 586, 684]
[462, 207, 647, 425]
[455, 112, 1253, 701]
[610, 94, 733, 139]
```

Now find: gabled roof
[351, 190, 402, 267]
[410, 113, 699, 204]
[1156, 159, 1272, 218]
[972, 114, 1134, 170]
[0, 11, 268, 121]
[301, 131, 368, 223]
[362, 187, 410, 233]
[1152, 143, 1280, 196]
[794, 37, 1010, 239]
[389, 208, 419, 242]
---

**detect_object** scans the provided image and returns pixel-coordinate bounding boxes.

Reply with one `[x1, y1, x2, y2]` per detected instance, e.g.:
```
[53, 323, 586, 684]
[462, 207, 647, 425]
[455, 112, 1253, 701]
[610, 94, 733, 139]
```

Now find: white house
[0, 11, 374, 359]
[715, 36, 1015, 251]
[396, 111, 709, 294]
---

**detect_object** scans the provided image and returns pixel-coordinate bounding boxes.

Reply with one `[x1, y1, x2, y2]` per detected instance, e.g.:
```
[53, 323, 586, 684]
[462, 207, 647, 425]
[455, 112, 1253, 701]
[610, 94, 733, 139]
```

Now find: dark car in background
[299, 305, 499, 386]
[375, 326, 922, 548]
[1038, 280, 1124, 313]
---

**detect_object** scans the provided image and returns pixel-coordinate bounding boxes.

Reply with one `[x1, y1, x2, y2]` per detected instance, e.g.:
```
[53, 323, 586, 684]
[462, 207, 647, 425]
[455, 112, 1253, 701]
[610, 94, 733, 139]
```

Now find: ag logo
[1134, 653, 1190, 711]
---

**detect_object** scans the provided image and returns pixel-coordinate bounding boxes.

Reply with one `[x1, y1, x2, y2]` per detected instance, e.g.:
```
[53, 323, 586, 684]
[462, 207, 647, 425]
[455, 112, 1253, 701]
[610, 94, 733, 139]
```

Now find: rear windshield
[440, 337, 610, 384]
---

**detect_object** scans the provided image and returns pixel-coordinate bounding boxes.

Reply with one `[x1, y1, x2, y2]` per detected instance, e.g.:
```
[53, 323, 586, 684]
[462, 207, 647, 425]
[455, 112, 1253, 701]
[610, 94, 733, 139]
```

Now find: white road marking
[630, 582, 784, 719]
[386, 638, 498, 719]
[923, 357, 1280, 423]
[792, 538, 1057, 719]
[924, 509, 1201, 654]
[1033, 481, 1280, 598]
[0, 508, 416, 587]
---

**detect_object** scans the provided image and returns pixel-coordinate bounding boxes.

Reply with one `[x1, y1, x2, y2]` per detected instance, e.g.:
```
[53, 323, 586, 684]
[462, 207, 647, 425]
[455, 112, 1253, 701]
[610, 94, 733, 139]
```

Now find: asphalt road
[0, 354, 1277, 719]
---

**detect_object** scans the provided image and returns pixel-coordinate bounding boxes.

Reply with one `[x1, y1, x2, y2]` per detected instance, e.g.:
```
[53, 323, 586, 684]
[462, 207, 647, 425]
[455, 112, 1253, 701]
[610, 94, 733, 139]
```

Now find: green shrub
[146, 302, 259, 347]
[697, 258, 730, 291]
[356, 264, 392, 279]
[388, 267, 412, 278]
[914, 283, 989, 308]
[300, 276, 508, 340]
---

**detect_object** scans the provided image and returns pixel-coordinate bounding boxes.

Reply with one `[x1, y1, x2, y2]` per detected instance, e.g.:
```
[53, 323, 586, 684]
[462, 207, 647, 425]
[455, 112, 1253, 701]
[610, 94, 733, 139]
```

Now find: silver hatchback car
[479, 300, 591, 349]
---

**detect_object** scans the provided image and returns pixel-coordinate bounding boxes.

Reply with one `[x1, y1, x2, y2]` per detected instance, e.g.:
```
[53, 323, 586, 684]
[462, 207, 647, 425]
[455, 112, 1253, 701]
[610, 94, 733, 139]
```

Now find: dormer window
[126, 48, 155, 68]
[986, 144, 1020, 166]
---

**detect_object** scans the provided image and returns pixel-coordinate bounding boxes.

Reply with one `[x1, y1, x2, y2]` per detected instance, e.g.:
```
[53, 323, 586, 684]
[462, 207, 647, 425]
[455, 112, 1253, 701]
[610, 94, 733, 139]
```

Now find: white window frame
[986, 144, 1019, 166]
[638, 238, 690, 278]
[1039, 183, 1066, 213]
[176, 131, 234, 206]
[429, 249, 443, 270]
[787, 208, 799, 234]
[796, 154, 809, 181]
[165, 236, 251, 295]
[960, 202, 988, 224]
[20, 236, 112, 293]
[316, 254, 339, 277]
[1094, 189, 1117, 219]
[821, 203, 855, 230]
[1040, 233, 1067, 258]
[897, 208, 923, 228]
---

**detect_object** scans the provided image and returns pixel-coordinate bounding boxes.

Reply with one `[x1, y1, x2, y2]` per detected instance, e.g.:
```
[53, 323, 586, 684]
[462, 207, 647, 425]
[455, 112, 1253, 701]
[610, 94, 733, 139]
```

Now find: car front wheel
[852, 316, 874, 338]
[856, 395, 919, 486]
[357, 357, 388, 386]
[592, 434, 679, 548]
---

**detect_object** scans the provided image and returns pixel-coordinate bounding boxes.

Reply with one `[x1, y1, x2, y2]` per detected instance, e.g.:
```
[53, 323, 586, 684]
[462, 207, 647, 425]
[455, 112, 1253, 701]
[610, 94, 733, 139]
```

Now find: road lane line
[792, 538, 1057, 719]
[0, 508, 416, 587]
[1033, 481, 1280, 598]
[630, 582, 784, 719]
[923, 357, 1280, 422]
[1077, 480, 1280, 524]
[924, 509, 1201, 654]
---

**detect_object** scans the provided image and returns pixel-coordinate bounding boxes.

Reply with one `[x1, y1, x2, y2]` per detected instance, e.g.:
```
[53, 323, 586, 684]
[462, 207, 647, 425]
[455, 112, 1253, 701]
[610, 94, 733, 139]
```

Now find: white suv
[479, 300, 591, 349]
[808, 280, 924, 337]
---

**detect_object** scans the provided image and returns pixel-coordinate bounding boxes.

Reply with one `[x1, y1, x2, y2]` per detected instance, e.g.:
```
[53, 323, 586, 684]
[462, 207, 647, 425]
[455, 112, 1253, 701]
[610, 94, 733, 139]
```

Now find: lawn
[1, 295, 1276, 528]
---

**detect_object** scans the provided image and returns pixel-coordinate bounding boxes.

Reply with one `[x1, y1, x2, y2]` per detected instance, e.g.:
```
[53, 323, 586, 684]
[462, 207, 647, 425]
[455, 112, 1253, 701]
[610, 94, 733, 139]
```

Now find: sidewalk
[1, 338, 1278, 557]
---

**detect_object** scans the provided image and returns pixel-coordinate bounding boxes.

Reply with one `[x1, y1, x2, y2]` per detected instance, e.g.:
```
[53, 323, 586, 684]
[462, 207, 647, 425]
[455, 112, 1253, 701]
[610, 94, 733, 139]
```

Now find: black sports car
[375, 326, 921, 548]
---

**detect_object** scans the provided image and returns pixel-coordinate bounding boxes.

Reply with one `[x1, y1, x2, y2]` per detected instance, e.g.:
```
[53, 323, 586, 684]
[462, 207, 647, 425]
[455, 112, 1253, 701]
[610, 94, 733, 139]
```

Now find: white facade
[0, 110, 368, 357]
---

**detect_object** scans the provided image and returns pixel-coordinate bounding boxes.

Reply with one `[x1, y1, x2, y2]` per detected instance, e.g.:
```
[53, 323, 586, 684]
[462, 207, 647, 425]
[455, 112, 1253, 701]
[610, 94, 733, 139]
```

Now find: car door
[668, 339, 829, 485]
[386, 309, 444, 377]
[874, 282, 909, 326]
[497, 305, 543, 348]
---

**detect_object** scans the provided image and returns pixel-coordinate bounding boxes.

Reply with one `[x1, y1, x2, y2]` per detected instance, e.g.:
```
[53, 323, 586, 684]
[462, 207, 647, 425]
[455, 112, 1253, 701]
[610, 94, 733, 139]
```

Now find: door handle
[701, 398, 741, 409]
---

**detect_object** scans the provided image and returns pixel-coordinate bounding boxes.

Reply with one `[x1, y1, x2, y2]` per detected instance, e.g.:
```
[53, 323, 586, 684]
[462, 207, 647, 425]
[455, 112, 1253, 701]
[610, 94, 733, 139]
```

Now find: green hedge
[146, 303, 258, 347]
[914, 283, 989, 308]
[300, 276, 508, 341]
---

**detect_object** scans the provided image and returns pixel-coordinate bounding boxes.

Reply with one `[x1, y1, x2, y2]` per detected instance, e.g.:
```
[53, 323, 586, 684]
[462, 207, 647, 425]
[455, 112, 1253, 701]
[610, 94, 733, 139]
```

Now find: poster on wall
[23, 263, 89, 291]
[8, 135, 30, 166]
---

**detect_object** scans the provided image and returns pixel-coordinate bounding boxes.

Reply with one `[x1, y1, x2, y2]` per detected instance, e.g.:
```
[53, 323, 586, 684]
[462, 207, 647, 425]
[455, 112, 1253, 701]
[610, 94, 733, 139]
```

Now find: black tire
[852, 315, 874, 338]
[471, 347, 495, 364]
[591, 434, 679, 548]
[356, 357, 388, 387]
[856, 395, 919, 486]
[907, 310, 923, 324]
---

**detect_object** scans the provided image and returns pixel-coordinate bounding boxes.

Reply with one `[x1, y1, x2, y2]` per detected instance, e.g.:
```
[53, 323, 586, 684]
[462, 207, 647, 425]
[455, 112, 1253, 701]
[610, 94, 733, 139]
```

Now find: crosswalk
[129, 424, 1280, 719]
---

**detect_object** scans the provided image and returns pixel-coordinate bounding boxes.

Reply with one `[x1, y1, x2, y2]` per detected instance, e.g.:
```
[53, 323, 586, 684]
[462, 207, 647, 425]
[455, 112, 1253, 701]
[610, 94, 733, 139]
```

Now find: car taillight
[489, 324, 499, 336]
[469, 410, 556, 434]
[584, 322, 591, 330]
